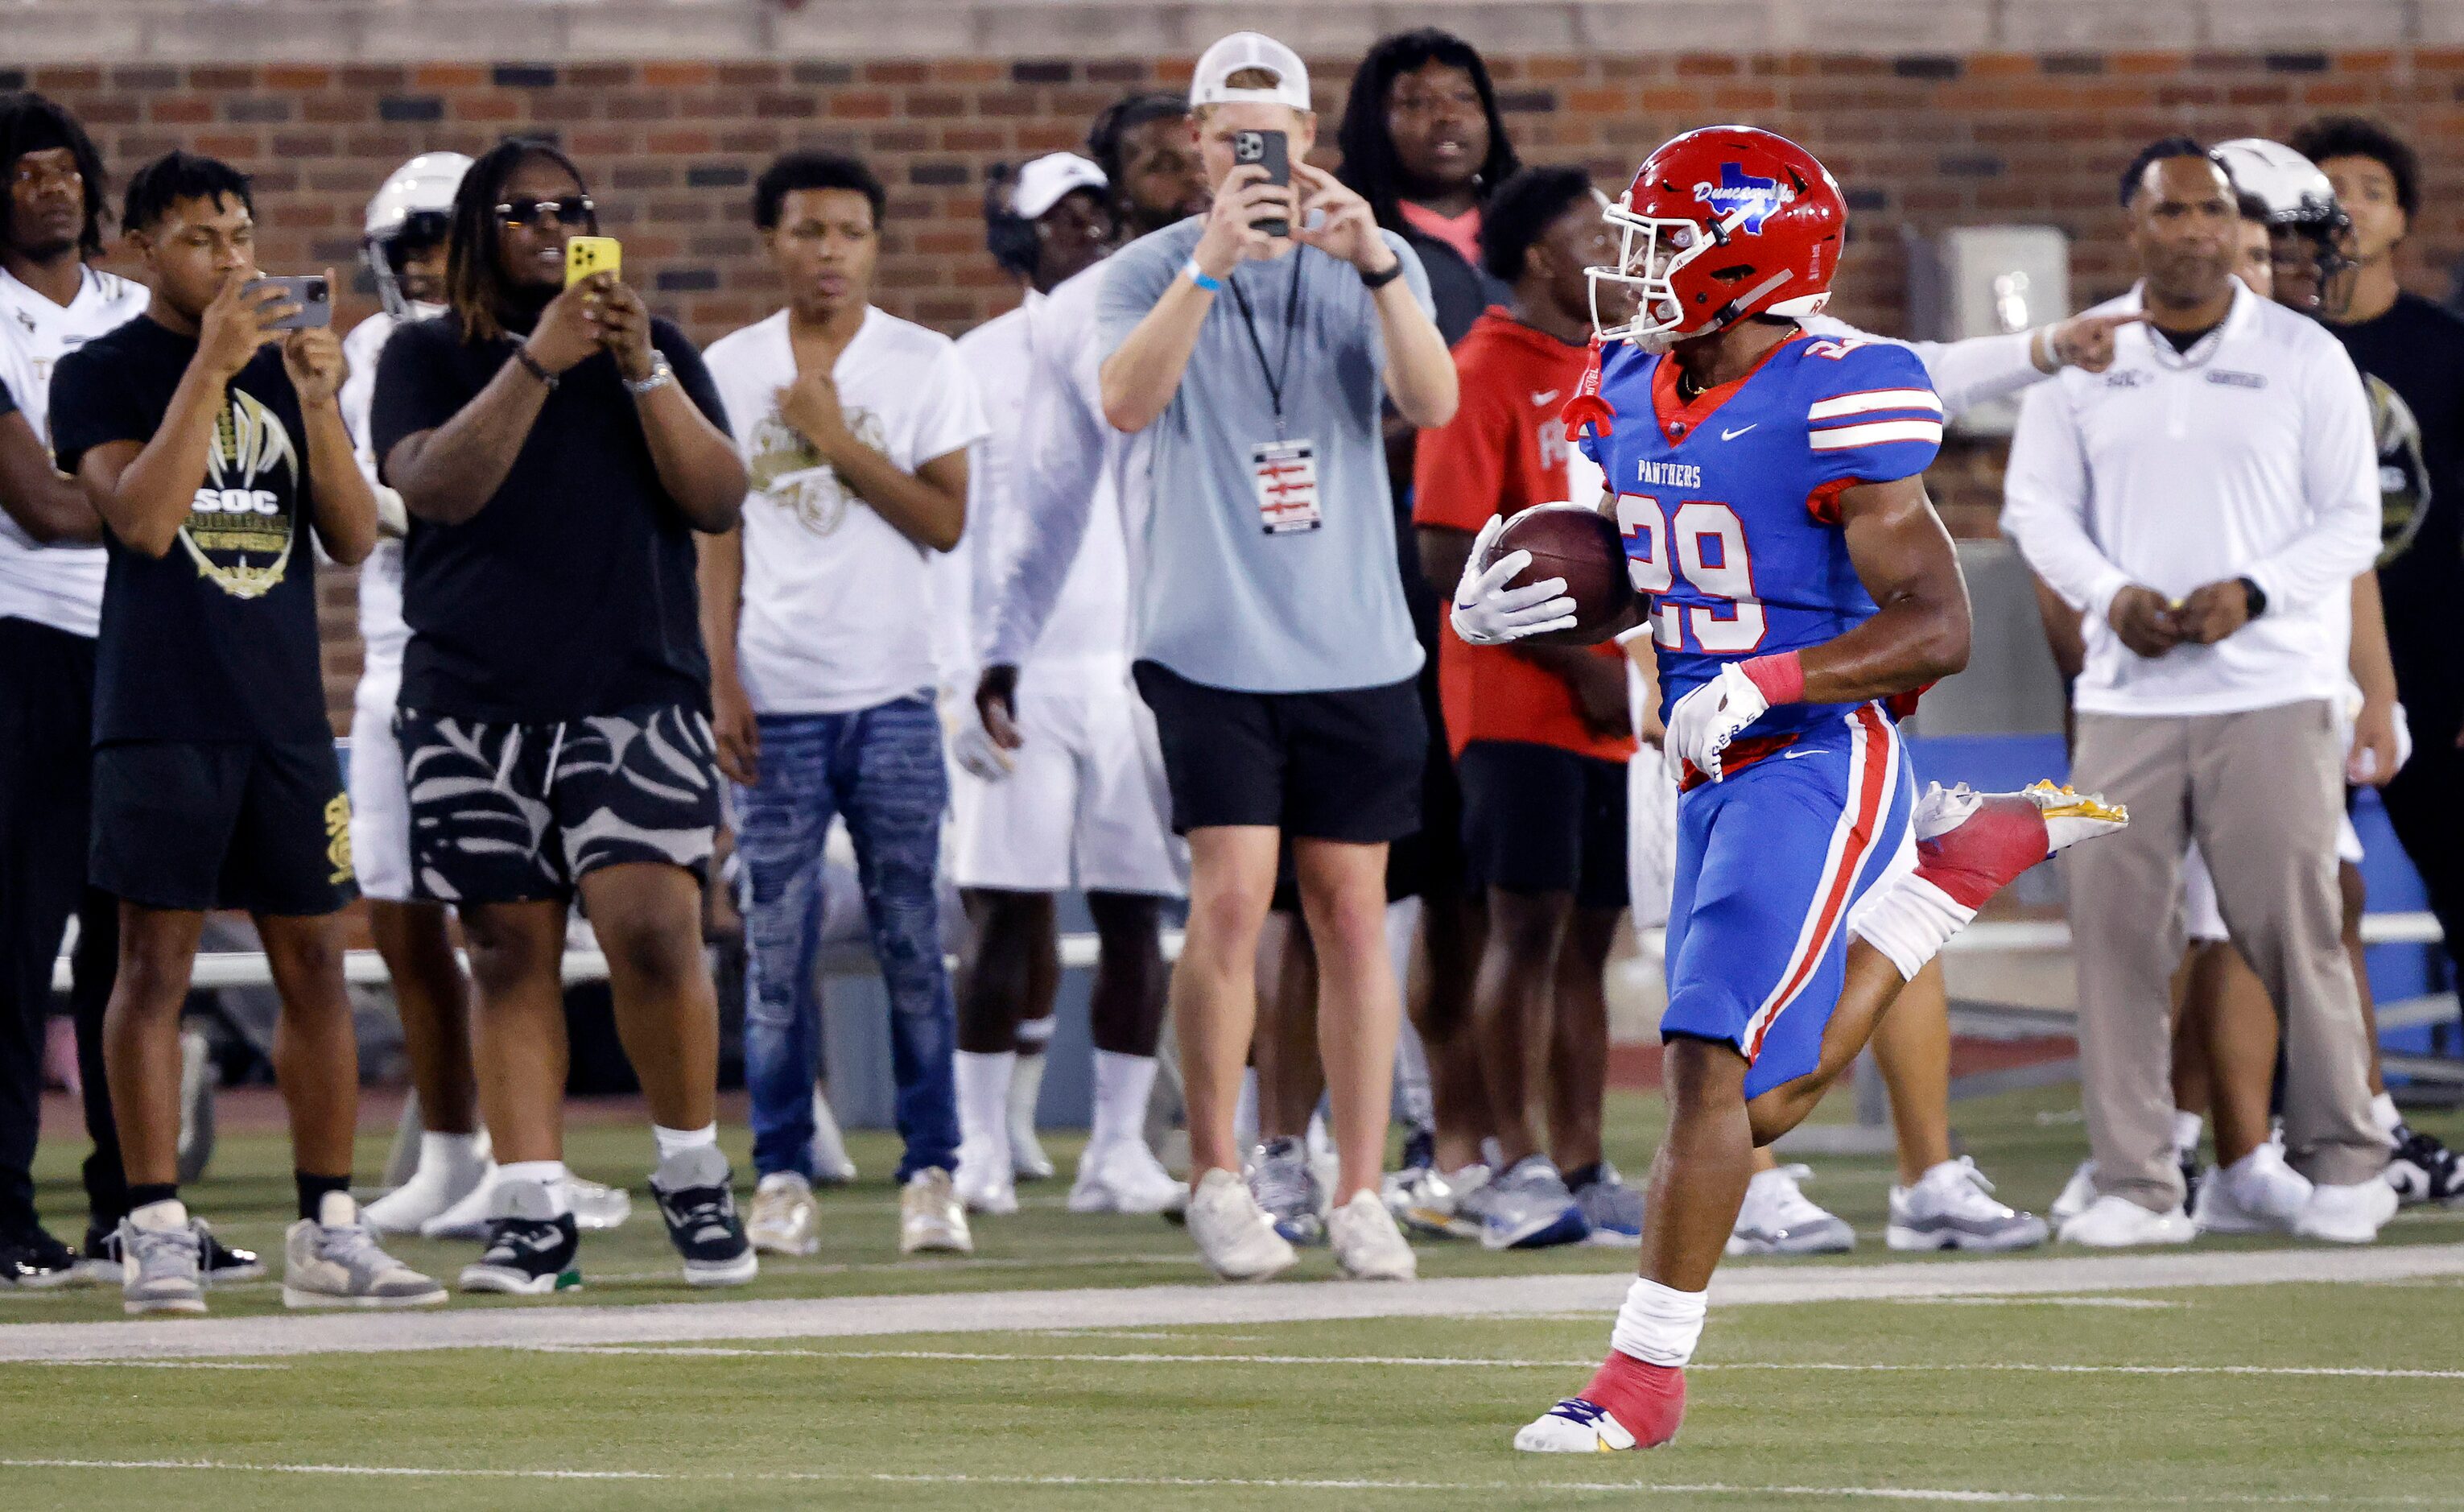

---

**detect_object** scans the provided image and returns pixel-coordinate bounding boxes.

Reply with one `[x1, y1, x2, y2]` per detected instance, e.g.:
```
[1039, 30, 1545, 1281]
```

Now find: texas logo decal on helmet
[1588, 126, 1847, 351]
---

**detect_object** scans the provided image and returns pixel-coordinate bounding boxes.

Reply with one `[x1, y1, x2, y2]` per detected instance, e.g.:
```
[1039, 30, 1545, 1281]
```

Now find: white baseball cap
[1189, 31, 1312, 113]
[1010, 151, 1108, 221]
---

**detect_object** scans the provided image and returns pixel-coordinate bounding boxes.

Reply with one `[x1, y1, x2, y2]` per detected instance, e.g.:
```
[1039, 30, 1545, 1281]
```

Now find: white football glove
[950, 713, 1015, 783]
[1449, 514, 1579, 647]
[1662, 662, 1770, 783]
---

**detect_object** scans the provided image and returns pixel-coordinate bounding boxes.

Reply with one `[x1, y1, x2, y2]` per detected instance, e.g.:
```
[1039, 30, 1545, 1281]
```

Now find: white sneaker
[2293, 1178, 2398, 1244]
[2057, 1193, 2195, 1247]
[282, 1194, 448, 1310]
[1067, 1139, 1187, 1216]
[1187, 1167, 1297, 1282]
[567, 1177, 632, 1232]
[954, 1135, 1018, 1217]
[1327, 1189, 1417, 1280]
[899, 1168, 973, 1255]
[362, 1138, 491, 1234]
[1727, 1163, 1855, 1256]
[1887, 1157, 2048, 1252]
[2049, 1159, 2098, 1225]
[2194, 1144, 2312, 1235]
[419, 1164, 628, 1239]
[1514, 1398, 1641, 1452]
[746, 1171, 819, 1257]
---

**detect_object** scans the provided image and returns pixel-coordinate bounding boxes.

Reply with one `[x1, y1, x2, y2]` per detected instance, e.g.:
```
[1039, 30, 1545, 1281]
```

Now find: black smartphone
[1232, 129, 1290, 238]
[243, 275, 331, 331]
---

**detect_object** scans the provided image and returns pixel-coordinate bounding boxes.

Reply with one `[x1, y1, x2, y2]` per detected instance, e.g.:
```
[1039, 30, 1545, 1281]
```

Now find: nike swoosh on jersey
[1721, 423, 1758, 440]
[1532, 389, 1561, 407]
[1781, 746, 1826, 758]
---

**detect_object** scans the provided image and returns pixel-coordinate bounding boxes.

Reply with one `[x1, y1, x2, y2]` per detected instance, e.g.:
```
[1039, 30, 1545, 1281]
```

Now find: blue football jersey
[1576, 330, 1943, 742]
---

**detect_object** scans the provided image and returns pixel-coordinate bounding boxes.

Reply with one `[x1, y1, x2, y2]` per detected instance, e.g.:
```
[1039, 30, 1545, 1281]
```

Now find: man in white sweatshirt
[2004, 138, 2394, 1247]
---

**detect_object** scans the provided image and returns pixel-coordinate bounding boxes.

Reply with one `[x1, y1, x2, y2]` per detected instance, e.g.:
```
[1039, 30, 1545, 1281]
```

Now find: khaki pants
[2065, 700, 2384, 1210]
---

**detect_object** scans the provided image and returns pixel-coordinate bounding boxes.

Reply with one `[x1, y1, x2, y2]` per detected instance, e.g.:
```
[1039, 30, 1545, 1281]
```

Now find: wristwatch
[1360, 257, 1405, 290]
[2238, 576, 2268, 619]
[625, 353, 675, 396]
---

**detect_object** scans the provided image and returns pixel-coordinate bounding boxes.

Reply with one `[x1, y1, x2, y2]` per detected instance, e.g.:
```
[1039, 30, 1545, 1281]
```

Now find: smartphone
[242, 275, 330, 331]
[1232, 129, 1290, 238]
[566, 235, 622, 287]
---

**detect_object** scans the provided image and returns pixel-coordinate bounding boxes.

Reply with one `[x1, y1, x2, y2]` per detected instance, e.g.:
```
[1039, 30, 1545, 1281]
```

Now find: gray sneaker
[1249, 1137, 1325, 1246]
[283, 1194, 449, 1309]
[1570, 1163, 1645, 1247]
[1476, 1155, 1589, 1251]
[1727, 1163, 1855, 1256]
[1885, 1157, 2049, 1253]
[118, 1213, 206, 1316]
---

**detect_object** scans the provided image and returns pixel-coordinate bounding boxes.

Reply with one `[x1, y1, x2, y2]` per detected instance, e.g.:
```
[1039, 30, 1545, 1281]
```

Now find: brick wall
[11, 48, 2459, 725]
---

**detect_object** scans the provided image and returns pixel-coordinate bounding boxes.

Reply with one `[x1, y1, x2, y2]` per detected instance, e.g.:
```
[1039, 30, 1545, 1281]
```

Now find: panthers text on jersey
[1577, 329, 1944, 755]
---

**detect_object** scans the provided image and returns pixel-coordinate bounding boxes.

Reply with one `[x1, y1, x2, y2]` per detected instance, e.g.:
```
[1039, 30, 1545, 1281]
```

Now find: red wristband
[1740, 651, 1805, 707]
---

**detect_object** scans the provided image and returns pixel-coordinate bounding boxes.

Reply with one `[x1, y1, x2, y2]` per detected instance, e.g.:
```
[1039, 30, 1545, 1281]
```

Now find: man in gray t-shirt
[1098, 215, 1431, 691]
[1096, 30, 1459, 1285]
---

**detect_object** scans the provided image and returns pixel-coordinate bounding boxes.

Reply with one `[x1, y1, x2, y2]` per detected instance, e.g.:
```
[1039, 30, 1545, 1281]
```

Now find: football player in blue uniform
[1451, 126, 2128, 1452]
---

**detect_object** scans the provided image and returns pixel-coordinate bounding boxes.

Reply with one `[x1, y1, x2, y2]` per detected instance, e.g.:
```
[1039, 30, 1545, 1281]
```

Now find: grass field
[6, 1085, 2463, 1507]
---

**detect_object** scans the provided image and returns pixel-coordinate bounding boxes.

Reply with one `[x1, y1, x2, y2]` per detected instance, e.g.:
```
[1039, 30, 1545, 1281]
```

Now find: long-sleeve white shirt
[982, 258, 1144, 677]
[1801, 316, 2049, 418]
[2002, 280, 2379, 717]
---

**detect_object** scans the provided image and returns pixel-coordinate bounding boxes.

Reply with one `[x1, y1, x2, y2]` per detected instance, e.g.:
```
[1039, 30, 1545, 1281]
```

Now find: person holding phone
[1096, 31, 1458, 1283]
[48, 151, 439, 1315]
[372, 138, 754, 1297]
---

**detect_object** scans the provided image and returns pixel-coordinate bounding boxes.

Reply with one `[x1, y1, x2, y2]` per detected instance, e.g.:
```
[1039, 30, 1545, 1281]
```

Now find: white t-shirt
[0, 265, 148, 637]
[2004, 281, 2379, 717]
[341, 305, 431, 675]
[960, 284, 1133, 683]
[704, 306, 988, 715]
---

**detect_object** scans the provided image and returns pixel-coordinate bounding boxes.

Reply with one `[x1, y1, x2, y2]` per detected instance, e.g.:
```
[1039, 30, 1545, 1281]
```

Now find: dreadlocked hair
[1085, 92, 1188, 188]
[0, 92, 108, 259]
[444, 136, 592, 344]
[1334, 28, 1521, 235]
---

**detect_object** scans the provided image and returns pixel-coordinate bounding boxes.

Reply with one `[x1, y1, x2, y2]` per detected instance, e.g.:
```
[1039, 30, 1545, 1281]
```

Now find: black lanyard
[1225, 252, 1307, 440]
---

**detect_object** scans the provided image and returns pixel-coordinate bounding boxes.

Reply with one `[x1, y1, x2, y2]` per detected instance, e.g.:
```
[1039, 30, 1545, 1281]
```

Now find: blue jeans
[737, 696, 959, 1183]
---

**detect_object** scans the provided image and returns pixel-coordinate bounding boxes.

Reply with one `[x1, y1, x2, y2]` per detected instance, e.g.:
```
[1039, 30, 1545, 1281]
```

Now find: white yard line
[515, 1344, 2464, 1380]
[5, 1243, 2463, 1363]
[0, 1458, 2453, 1504]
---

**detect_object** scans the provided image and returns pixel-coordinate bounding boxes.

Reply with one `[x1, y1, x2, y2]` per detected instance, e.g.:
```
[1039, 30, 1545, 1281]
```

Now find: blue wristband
[1182, 259, 1223, 294]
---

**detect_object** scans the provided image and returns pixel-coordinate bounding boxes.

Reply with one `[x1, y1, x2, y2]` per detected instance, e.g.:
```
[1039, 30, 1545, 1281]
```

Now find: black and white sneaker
[458, 1179, 581, 1295]
[0, 1229, 81, 1289]
[2386, 1126, 2464, 1207]
[651, 1145, 757, 1287]
[80, 1221, 263, 1284]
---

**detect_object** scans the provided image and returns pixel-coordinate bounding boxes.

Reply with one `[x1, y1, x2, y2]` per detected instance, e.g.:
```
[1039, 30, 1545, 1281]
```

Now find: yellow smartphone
[565, 235, 621, 287]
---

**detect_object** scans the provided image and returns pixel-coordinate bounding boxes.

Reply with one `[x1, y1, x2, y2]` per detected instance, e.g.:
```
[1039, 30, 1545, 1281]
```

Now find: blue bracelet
[1182, 259, 1223, 294]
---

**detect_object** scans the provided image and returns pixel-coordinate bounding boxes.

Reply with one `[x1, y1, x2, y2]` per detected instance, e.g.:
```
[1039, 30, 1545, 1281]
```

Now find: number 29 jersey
[1576, 330, 1944, 743]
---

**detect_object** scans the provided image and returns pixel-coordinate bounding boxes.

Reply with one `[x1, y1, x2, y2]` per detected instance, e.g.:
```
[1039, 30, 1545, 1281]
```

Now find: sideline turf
[6, 1087, 2461, 1507]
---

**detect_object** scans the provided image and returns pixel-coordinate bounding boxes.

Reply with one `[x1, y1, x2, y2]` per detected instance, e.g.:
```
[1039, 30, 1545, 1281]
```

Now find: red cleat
[1513, 1352, 1686, 1452]
[1911, 781, 2128, 910]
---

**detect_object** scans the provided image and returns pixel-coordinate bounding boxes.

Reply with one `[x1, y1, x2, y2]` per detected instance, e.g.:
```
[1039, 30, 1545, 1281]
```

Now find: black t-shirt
[50, 315, 329, 746]
[369, 313, 730, 724]
[2327, 292, 2464, 735]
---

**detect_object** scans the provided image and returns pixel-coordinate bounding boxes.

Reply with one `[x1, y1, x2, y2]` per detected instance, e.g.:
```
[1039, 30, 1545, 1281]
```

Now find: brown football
[1481, 502, 1636, 641]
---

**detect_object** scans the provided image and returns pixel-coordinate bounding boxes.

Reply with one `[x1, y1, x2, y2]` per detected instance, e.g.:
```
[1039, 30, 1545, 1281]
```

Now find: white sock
[420, 1130, 486, 1176]
[498, 1159, 573, 1217]
[1848, 873, 1974, 981]
[1608, 1276, 1708, 1367]
[130, 1197, 188, 1232]
[652, 1122, 718, 1162]
[2371, 1092, 2403, 1141]
[1089, 1049, 1159, 1153]
[1009, 1050, 1047, 1138]
[956, 1050, 1016, 1150]
[2172, 1109, 2204, 1159]
[1015, 1014, 1056, 1054]
[1234, 1068, 1261, 1154]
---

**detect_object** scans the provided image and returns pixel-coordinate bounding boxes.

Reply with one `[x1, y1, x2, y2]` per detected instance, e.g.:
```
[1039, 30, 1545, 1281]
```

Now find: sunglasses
[494, 196, 595, 230]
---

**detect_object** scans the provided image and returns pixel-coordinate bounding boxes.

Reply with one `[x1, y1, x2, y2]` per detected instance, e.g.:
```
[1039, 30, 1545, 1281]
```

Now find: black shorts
[1133, 661, 1426, 844]
[1458, 739, 1629, 910]
[398, 701, 722, 905]
[90, 739, 355, 915]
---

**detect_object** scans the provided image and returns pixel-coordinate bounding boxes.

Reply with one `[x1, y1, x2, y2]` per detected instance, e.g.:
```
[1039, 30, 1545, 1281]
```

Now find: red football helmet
[1589, 126, 1847, 349]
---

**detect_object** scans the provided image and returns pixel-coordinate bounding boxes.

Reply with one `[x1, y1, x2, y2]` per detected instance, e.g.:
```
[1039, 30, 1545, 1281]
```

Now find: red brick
[828, 93, 893, 120]
[412, 64, 486, 90]
[640, 62, 712, 88]
[263, 65, 334, 90]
